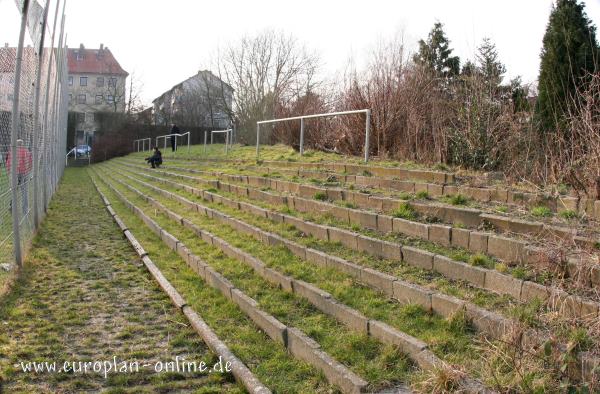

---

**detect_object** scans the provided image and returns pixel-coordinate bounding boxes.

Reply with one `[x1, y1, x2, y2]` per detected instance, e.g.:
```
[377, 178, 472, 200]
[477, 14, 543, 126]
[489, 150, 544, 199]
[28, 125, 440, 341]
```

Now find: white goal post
[204, 129, 233, 154]
[155, 132, 191, 153]
[255, 109, 371, 162]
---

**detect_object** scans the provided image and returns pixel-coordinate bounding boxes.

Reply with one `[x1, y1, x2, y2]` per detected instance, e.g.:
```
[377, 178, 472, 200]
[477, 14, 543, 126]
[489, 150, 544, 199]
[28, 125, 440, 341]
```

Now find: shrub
[392, 203, 416, 220]
[468, 253, 491, 267]
[448, 194, 468, 205]
[559, 209, 578, 220]
[314, 192, 327, 201]
[531, 206, 552, 217]
[416, 190, 430, 199]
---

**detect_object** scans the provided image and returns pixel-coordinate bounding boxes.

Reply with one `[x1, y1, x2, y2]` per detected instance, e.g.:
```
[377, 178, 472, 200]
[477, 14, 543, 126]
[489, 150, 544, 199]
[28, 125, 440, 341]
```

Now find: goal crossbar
[256, 109, 371, 162]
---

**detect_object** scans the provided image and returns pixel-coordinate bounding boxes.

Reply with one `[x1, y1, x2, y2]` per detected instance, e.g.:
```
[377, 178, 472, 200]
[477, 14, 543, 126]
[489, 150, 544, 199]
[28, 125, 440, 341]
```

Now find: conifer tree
[536, 0, 599, 131]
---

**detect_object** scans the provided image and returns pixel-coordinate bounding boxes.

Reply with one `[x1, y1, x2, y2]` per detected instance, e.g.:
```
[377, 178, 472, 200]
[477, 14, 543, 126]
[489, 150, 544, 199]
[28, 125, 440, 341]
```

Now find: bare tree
[215, 29, 321, 143]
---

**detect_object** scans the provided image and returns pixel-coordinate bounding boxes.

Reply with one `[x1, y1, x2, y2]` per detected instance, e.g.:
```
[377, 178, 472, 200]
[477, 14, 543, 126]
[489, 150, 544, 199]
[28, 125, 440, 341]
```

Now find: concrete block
[484, 270, 523, 299]
[392, 218, 429, 239]
[114, 216, 128, 232]
[377, 215, 393, 233]
[166, 209, 184, 225]
[176, 243, 191, 264]
[306, 223, 330, 241]
[231, 289, 287, 345]
[466, 304, 512, 339]
[292, 280, 332, 307]
[330, 205, 350, 223]
[390, 180, 414, 193]
[263, 267, 294, 292]
[352, 192, 371, 207]
[464, 187, 491, 202]
[327, 227, 358, 249]
[124, 231, 147, 257]
[433, 255, 486, 287]
[161, 231, 179, 251]
[369, 320, 428, 359]
[349, 209, 378, 230]
[487, 235, 526, 263]
[321, 299, 369, 333]
[428, 224, 451, 246]
[431, 293, 465, 318]
[188, 254, 207, 278]
[205, 268, 234, 300]
[451, 228, 470, 249]
[282, 239, 307, 261]
[305, 248, 328, 268]
[366, 196, 383, 210]
[380, 240, 402, 261]
[402, 246, 434, 270]
[243, 254, 266, 274]
[392, 281, 432, 310]
[357, 236, 383, 257]
[326, 188, 343, 202]
[520, 281, 549, 302]
[427, 184, 444, 197]
[414, 349, 444, 370]
[286, 328, 368, 394]
[469, 232, 488, 254]
[326, 256, 362, 278]
[361, 268, 396, 296]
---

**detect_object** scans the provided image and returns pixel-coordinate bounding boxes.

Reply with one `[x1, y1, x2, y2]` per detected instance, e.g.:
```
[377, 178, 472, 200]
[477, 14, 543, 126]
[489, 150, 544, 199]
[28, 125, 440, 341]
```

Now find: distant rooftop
[67, 43, 128, 76]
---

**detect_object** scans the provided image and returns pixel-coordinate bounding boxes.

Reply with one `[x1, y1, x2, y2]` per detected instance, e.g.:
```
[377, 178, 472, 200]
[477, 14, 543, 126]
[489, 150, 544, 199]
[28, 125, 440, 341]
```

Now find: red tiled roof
[67, 47, 128, 76]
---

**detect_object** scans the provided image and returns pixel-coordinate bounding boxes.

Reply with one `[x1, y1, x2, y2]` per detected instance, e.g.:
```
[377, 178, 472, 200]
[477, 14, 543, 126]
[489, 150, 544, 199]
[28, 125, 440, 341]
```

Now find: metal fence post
[10, 0, 31, 268]
[32, 0, 50, 229]
[299, 118, 305, 156]
[203, 131, 207, 154]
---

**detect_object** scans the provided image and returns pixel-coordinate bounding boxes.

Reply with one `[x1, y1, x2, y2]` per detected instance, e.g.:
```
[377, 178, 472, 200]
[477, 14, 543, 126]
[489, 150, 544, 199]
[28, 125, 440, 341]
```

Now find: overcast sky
[2, 0, 600, 106]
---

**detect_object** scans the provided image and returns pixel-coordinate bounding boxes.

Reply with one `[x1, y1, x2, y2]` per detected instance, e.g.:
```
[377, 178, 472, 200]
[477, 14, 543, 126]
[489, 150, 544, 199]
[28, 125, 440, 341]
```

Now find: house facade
[152, 70, 233, 129]
[67, 43, 128, 146]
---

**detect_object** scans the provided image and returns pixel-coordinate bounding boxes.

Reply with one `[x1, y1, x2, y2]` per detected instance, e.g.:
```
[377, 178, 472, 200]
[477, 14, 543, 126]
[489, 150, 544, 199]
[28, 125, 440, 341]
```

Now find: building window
[76, 112, 85, 123]
[107, 95, 114, 104]
[80, 76, 87, 86]
[77, 94, 86, 104]
[86, 112, 94, 122]
[69, 94, 72, 103]
[68, 76, 73, 86]
[96, 77, 104, 87]
[7, 94, 13, 101]
[108, 77, 117, 88]
[76, 51, 84, 60]
[95, 95, 103, 104]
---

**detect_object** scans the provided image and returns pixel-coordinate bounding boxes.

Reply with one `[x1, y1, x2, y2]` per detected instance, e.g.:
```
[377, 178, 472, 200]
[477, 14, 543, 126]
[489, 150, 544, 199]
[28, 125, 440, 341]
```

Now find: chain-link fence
[0, 0, 68, 269]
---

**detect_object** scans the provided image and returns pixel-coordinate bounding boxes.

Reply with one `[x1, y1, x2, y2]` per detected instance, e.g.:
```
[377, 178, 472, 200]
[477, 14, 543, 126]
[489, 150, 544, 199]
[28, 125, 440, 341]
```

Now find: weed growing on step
[531, 206, 552, 218]
[392, 203, 416, 220]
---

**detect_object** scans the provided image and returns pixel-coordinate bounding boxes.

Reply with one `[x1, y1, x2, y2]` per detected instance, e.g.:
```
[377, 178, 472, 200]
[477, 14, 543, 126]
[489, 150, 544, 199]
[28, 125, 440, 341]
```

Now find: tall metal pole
[299, 118, 305, 156]
[10, 0, 31, 267]
[32, 0, 51, 229]
[364, 109, 371, 163]
[255, 124, 260, 160]
[203, 131, 207, 154]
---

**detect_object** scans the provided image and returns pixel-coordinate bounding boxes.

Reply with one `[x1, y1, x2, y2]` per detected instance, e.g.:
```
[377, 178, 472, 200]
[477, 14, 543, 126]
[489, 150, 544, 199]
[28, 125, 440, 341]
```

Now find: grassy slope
[0, 168, 241, 393]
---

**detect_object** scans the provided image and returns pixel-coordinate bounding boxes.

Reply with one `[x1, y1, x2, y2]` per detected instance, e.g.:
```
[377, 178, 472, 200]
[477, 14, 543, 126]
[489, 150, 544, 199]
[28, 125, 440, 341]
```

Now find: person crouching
[146, 147, 162, 168]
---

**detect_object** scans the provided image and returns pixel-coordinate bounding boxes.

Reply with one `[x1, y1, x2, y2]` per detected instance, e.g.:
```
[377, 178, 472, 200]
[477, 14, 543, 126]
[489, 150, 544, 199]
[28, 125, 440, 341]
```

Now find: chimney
[4, 43, 8, 48]
[79, 43, 84, 50]
[99, 43, 104, 51]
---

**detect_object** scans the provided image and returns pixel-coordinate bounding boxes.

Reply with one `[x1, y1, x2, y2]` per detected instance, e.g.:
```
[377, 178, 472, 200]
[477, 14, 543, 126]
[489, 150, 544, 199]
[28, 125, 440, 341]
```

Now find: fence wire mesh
[0, 0, 68, 269]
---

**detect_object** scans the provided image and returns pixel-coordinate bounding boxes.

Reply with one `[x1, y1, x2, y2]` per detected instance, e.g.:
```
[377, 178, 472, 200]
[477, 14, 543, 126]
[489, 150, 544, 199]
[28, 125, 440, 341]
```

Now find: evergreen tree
[413, 22, 460, 79]
[476, 38, 506, 94]
[536, 0, 599, 131]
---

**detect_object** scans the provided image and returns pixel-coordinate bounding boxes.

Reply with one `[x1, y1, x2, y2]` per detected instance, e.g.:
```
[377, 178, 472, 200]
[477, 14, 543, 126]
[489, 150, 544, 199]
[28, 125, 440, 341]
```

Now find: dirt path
[0, 168, 240, 393]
